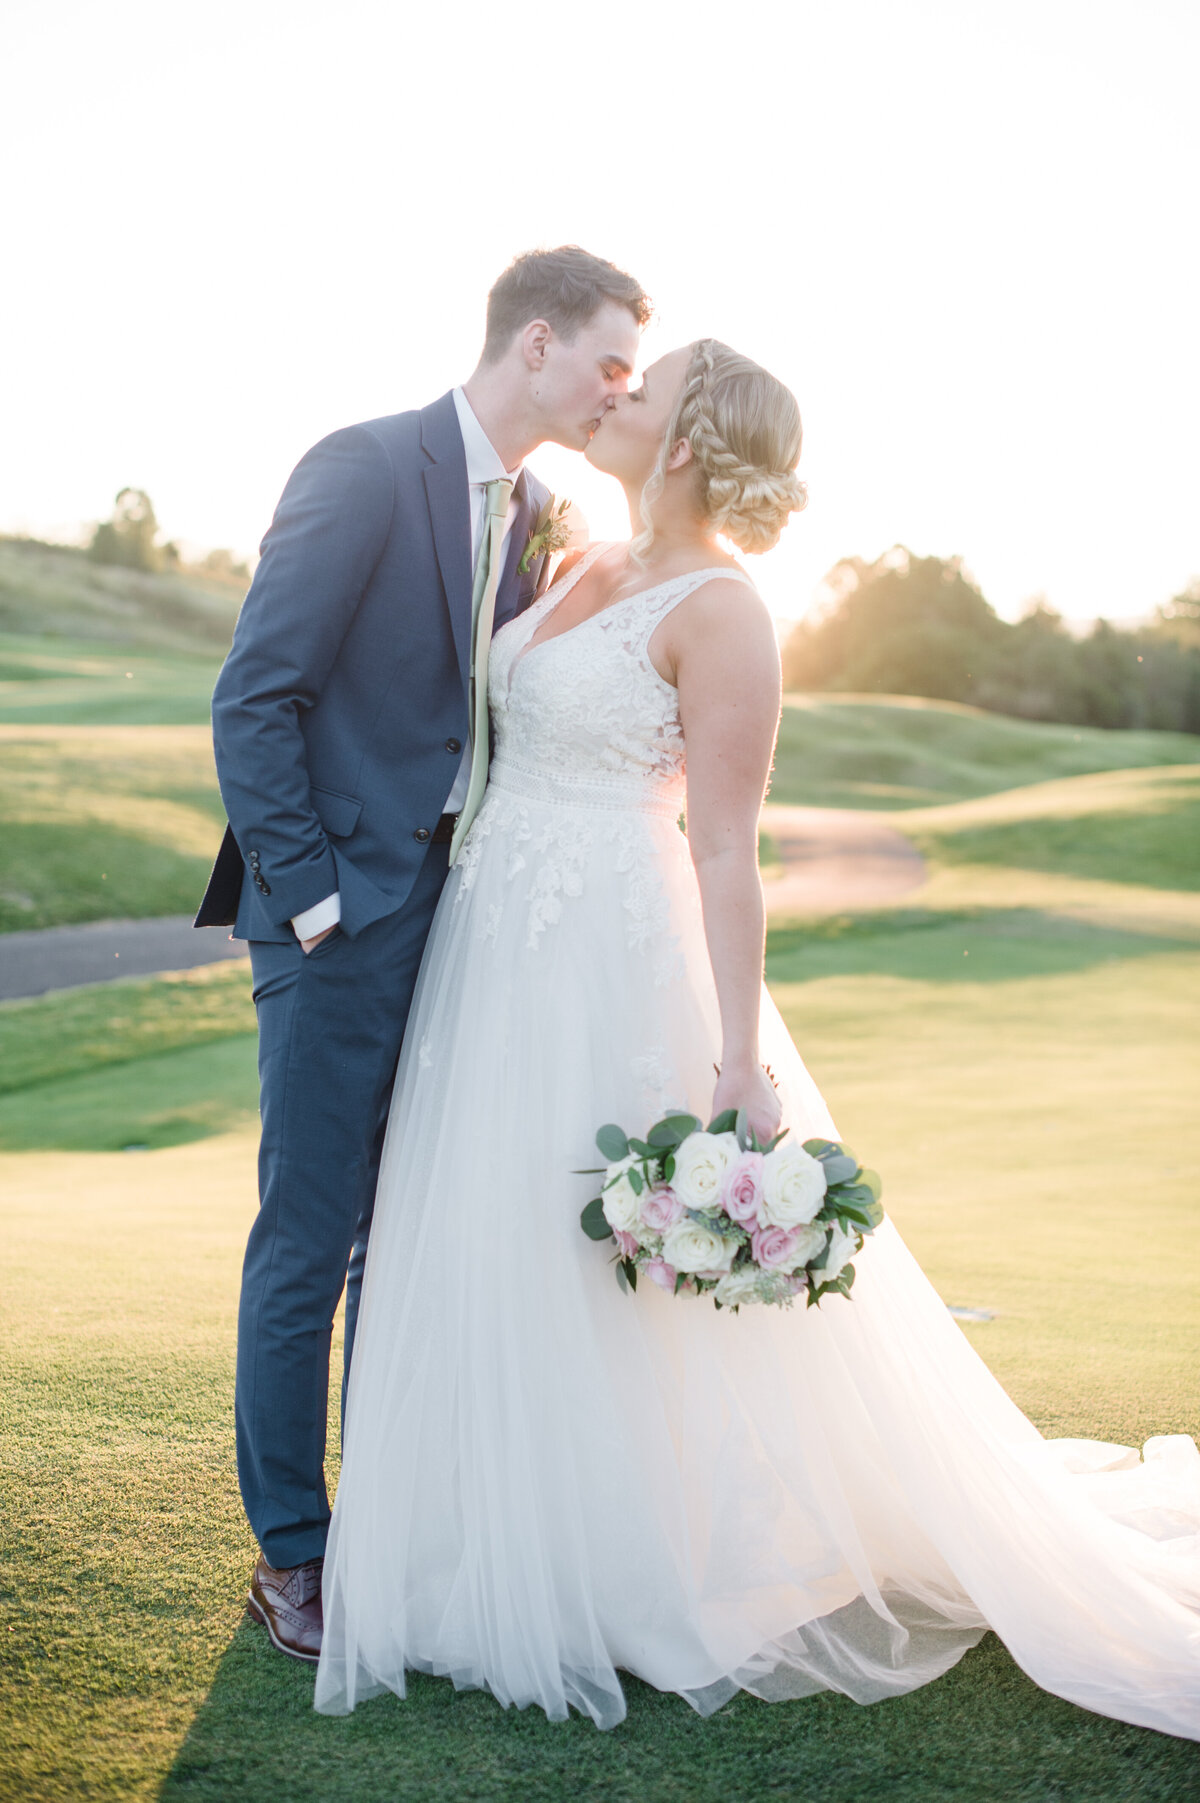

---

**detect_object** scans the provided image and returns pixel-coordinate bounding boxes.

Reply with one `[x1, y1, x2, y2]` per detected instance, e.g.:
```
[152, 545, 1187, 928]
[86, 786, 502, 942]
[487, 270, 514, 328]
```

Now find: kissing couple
[197, 245, 1199, 1739]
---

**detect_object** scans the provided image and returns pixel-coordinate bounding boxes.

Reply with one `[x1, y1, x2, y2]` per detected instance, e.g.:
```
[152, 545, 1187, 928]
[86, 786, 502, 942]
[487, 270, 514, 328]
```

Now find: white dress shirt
[290, 388, 522, 942]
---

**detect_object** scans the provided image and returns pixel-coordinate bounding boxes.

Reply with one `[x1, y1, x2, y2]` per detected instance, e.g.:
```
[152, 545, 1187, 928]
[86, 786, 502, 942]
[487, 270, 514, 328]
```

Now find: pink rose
[751, 1223, 806, 1269]
[614, 1229, 640, 1258]
[640, 1185, 684, 1233]
[721, 1151, 765, 1226]
[646, 1256, 678, 1293]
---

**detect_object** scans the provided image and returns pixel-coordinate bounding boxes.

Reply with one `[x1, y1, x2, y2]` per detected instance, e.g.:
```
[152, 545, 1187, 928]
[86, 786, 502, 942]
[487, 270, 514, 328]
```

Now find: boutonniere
[518, 495, 573, 575]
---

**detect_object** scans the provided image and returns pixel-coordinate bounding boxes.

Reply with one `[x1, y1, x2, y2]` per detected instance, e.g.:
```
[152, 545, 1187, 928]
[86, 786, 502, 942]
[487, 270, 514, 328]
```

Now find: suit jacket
[195, 392, 550, 941]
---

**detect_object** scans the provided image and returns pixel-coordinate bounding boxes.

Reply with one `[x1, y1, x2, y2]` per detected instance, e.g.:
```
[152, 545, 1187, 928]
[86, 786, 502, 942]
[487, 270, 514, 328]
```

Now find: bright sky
[3, 0, 1197, 627]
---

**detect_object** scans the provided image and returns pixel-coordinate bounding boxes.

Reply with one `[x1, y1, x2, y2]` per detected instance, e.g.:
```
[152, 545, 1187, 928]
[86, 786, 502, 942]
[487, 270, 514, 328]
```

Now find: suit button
[445, 738, 462, 754]
[414, 827, 431, 843]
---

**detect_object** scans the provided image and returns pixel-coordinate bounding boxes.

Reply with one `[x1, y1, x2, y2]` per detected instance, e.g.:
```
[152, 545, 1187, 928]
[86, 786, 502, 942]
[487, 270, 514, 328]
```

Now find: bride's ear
[665, 437, 694, 472]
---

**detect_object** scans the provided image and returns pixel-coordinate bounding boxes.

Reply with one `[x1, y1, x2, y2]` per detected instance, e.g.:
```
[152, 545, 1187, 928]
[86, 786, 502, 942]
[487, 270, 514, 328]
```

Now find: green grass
[899, 764, 1200, 892]
[772, 693, 1200, 809]
[0, 634, 225, 726]
[0, 1036, 259, 1152]
[0, 726, 224, 932]
[0, 961, 254, 1097]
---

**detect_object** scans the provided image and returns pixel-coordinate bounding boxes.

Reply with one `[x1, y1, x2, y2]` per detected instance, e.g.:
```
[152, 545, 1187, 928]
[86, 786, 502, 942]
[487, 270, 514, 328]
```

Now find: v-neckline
[507, 543, 745, 690]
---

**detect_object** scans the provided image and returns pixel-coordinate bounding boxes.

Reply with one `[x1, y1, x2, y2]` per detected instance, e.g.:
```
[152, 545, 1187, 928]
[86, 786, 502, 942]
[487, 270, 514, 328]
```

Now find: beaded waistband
[487, 757, 684, 818]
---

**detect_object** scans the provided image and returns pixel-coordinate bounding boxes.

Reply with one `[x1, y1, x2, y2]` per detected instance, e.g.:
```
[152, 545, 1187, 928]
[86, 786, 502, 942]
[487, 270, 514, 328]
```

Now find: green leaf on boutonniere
[518, 495, 573, 574]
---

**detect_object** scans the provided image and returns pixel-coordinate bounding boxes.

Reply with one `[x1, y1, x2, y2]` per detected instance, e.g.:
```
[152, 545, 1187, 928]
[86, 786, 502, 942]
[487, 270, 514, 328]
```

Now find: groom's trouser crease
[236, 843, 449, 1569]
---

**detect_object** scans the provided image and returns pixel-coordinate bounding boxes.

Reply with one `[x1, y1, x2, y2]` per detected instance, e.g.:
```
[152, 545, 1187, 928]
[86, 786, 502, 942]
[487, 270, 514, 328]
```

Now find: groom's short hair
[482, 246, 651, 362]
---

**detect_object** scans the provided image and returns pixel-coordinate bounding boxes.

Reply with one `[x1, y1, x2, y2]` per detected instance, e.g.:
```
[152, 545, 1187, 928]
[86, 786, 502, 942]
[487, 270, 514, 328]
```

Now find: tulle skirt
[315, 778, 1200, 1738]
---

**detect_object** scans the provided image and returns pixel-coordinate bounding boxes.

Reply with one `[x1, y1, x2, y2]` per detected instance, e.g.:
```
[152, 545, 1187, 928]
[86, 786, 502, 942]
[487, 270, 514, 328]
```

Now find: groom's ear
[521, 318, 553, 370]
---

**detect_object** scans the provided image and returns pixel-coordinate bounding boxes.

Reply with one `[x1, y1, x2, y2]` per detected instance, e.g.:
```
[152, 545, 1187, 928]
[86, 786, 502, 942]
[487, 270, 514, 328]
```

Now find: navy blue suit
[196, 393, 549, 1566]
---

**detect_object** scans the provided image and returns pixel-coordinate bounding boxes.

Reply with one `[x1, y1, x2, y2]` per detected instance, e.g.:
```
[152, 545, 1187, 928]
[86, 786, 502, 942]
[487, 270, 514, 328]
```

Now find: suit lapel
[420, 394, 473, 687]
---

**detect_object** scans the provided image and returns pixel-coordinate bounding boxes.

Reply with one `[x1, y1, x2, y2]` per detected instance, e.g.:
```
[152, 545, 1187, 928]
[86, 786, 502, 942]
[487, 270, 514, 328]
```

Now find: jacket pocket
[310, 785, 363, 838]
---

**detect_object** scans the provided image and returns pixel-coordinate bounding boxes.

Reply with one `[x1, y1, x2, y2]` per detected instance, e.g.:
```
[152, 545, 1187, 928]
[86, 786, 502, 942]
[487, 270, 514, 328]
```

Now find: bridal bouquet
[579, 1109, 883, 1310]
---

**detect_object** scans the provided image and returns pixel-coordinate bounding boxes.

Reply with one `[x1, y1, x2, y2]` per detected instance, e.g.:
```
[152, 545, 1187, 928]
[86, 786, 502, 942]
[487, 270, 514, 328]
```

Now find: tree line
[781, 548, 1200, 734]
[89, 488, 249, 581]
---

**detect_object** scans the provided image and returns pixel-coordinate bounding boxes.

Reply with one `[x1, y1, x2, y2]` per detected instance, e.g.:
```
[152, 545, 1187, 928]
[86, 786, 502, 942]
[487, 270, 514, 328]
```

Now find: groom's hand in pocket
[299, 925, 337, 954]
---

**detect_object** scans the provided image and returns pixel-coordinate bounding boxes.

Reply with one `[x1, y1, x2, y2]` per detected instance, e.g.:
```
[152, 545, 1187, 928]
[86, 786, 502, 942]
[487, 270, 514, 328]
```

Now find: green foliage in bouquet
[579, 1108, 885, 1310]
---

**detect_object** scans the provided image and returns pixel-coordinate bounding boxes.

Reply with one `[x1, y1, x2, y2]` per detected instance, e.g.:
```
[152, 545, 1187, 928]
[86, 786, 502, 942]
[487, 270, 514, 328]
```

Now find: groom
[195, 246, 648, 1661]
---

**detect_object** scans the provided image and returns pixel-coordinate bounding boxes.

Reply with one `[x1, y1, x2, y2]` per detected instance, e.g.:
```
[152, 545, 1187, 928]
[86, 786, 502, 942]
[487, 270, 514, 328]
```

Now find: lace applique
[631, 1046, 676, 1103]
[524, 815, 594, 948]
[449, 547, 757, 965]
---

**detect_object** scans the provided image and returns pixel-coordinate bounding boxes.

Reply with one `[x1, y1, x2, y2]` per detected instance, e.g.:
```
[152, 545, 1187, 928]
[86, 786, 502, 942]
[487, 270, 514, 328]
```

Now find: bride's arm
[670, 580, 783, 1144]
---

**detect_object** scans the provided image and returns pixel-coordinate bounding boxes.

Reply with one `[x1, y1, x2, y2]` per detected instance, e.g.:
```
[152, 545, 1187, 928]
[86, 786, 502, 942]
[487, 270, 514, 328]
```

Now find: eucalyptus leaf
[628, 1167, 644, 1196]
[663, 1153, 676, 1182]
[766, 1129, 790, 1151]
[707, 1108, 738, 1135]
[596, 1123, 630, 1162]
[803, 1137, 835, 1156]
[859, 1168, 883, 1201]
[580, 1198, 612, 1242]
[735, 1107, 750, 1151]
[830, 1182, 875, 1208]
[615, 1260, 629, 1294]
[622, 1258, 638, 1292]
[819, 1153, 858, 1186]
[648, 1114, 701, 1147]
[628, 1137, 656, 1159]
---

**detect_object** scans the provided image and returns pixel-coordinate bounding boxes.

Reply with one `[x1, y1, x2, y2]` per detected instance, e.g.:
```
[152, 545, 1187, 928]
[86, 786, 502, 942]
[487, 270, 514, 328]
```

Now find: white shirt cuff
[291, 892, 341, 940]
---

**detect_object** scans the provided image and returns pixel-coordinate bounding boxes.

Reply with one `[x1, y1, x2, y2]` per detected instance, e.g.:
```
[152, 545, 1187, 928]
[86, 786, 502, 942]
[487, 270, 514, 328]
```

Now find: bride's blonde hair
[634, 340, 808, 559]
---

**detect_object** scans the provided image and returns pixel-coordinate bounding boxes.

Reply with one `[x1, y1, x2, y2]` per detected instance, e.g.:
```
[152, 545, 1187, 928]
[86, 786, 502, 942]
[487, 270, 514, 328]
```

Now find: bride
[314, 340, 1200, 1738]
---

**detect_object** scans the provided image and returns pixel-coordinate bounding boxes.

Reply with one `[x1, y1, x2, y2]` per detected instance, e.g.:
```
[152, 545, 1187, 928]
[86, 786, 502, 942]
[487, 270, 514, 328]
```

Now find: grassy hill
[0, 537, 244, 652]
[0, 538, 238, 725]
[773, 692, 1200, 809]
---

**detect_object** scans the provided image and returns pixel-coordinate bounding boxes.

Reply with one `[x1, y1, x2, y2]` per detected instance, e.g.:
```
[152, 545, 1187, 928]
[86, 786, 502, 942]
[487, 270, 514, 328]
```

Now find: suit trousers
[237, 842, 450, 1567]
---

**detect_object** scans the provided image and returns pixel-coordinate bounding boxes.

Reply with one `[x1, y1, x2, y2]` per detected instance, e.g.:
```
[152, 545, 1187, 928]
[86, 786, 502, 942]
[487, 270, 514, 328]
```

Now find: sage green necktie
[449, 476, 513, 863]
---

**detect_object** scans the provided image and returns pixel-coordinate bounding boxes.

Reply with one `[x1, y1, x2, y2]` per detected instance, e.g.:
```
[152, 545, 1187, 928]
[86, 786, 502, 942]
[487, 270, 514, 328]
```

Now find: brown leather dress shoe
[246, 1552, 324, 1662]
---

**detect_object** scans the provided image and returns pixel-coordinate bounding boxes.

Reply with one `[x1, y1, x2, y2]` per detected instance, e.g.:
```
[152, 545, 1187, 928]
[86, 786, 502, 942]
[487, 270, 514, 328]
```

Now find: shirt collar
[452, 386, 523, 488]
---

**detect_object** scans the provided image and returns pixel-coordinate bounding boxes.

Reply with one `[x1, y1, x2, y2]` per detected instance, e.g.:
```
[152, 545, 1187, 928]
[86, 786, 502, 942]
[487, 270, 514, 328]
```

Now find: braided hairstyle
[634, 339, 808, 559]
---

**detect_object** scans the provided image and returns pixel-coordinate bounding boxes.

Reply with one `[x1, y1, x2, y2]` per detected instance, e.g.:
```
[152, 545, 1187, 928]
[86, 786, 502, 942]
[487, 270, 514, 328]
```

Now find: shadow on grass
[765, 908, 1196, 986]
[162, 1622, 1197, 1803]
[0, 1035, 259, 1151]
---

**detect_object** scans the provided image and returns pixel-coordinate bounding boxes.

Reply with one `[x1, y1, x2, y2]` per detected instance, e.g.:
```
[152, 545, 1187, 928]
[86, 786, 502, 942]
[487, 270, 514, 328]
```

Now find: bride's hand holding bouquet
[711, 1058, 782, 1150]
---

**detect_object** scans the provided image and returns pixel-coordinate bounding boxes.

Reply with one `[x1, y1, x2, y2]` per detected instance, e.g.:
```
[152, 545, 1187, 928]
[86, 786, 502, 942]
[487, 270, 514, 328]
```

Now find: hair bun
[708, 467, 808, 555]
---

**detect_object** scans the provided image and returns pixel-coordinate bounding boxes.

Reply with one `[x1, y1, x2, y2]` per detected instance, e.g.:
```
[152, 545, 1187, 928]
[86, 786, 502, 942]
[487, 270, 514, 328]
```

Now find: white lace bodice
[485, 543, 755, 816]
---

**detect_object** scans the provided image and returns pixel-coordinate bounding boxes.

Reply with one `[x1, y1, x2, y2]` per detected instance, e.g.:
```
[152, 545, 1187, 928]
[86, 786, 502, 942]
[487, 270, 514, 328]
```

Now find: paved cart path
[0, 810, 927, 1001]
[760, 804, 926, 917]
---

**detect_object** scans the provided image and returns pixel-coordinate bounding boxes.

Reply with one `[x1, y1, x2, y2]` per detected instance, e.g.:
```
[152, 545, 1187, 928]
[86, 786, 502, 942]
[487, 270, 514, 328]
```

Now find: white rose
[814, 1222, 860, 1285]
[662, 1219, 739, 1276]
[714, 1267, 764, 1309]
[601, 1156, 645, 1238]
[760, 1141, 828, 1229]
[779, 1219, 829, 1273]
[670, 1131, 739, 1213]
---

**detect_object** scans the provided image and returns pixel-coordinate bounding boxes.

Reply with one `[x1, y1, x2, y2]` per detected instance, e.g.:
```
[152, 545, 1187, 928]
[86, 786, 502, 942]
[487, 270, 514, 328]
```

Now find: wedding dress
[315, 544, 1200, 1737]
